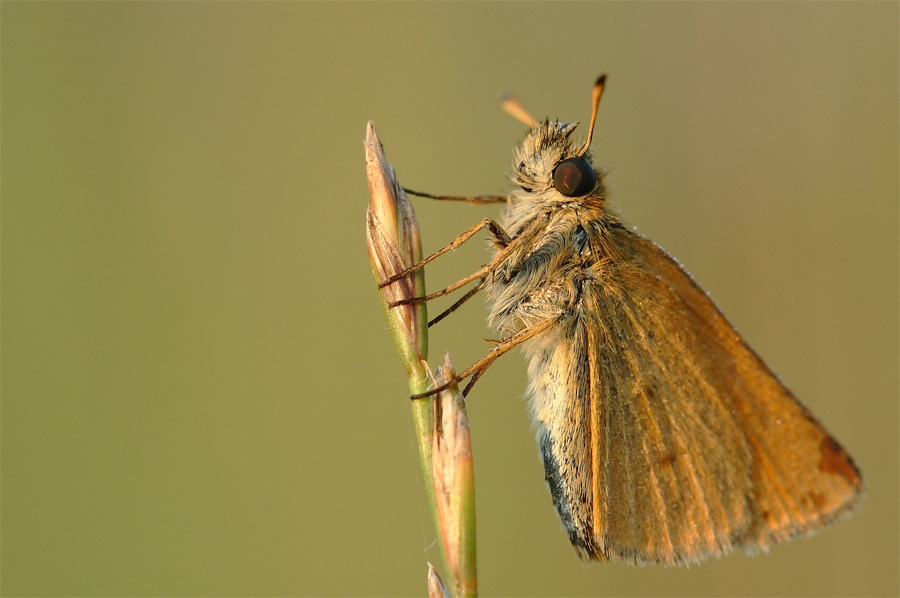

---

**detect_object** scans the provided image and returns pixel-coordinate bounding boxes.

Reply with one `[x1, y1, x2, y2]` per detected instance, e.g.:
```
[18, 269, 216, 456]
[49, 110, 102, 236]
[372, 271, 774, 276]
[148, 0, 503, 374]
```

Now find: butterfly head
[503, 76, 607, 205]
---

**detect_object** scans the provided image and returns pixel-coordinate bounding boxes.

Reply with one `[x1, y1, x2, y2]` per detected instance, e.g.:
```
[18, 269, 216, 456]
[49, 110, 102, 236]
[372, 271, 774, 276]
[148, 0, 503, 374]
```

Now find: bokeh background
[2, 3, 897, 596]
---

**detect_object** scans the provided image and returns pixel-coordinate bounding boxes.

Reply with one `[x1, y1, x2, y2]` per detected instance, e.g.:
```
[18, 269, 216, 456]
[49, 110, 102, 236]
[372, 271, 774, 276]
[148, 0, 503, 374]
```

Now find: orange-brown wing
[566, 226, 862, 565]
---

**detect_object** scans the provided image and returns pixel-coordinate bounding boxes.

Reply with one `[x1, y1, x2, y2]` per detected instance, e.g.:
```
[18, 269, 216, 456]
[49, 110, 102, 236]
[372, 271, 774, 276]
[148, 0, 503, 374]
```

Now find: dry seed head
[432, 353, 476, 595]
[365, 121, 428, 365]
[426, 563, 450, 598]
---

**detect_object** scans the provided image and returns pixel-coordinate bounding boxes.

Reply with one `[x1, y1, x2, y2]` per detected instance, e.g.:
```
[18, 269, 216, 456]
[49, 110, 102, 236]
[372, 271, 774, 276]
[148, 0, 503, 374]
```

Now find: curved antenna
[501, 91, 539, 128]
[579, 74, 606, 156]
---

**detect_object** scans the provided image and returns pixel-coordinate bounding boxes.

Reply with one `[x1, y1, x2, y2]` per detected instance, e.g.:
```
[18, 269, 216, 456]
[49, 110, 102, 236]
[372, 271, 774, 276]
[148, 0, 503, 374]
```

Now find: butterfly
[380, 75, 863, 565]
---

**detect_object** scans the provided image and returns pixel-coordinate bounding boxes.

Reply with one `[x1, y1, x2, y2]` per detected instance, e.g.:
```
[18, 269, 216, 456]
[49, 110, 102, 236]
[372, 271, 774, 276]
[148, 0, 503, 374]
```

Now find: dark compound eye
[552, 157, 597, 197]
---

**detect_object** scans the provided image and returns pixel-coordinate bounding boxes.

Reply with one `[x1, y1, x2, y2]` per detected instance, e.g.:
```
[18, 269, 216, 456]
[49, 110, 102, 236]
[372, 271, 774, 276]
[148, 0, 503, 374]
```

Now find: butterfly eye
[553, 157, 596, 197]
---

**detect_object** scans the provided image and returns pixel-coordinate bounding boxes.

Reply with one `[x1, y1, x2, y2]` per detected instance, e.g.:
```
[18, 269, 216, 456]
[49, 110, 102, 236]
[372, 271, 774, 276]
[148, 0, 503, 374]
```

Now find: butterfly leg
[403, 188, 508, 205]
[389, 260, 496, 307]
[411, 317, 557, 400]
[387, 213, 551, 309]
[377, 217, 511, 290]
[428, 279, 485, 327]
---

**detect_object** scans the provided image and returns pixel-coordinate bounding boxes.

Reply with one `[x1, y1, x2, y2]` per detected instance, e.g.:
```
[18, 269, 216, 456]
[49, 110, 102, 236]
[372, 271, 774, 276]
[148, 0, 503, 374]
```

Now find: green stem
[366, 120, 476, 596]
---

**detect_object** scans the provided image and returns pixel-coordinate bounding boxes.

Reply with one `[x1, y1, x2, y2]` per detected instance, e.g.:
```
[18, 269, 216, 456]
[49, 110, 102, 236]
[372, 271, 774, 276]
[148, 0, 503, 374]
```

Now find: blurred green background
[2, 3, 897, 596]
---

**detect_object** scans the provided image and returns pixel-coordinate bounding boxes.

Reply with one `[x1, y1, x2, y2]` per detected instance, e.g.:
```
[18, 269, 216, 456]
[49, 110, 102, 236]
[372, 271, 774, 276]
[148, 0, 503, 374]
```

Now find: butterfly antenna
[501, 91, 539, 128]
[579, 74, 606, 156]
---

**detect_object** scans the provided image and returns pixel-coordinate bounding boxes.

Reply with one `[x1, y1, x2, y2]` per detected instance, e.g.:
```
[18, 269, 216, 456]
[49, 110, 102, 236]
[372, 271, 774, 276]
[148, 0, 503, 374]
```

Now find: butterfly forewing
[527, 224, 862, 564]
